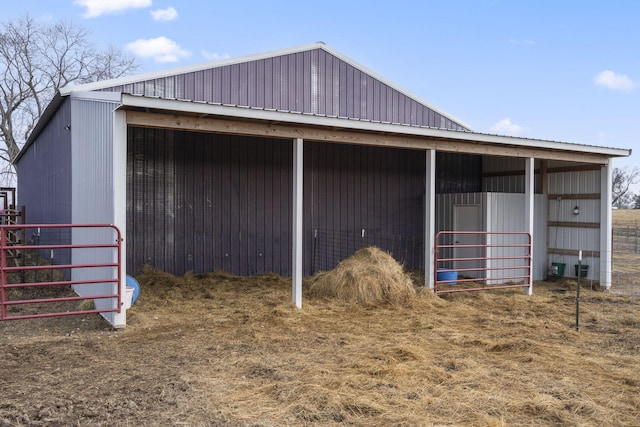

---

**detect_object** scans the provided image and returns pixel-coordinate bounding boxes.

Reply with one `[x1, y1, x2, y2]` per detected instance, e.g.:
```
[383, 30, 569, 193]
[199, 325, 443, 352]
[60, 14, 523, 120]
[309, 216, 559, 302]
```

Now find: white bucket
[124, 286, 134, 309]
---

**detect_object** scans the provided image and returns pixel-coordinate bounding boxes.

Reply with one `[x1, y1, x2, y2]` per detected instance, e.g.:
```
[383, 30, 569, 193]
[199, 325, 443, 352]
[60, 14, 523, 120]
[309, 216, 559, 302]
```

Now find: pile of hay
[306, 247, 417, 305]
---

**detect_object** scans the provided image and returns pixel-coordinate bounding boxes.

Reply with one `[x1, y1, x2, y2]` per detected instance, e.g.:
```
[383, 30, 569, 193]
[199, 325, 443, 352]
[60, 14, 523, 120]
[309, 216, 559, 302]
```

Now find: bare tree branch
[612, 166, 639, 208]
[0, 14, 138, 184]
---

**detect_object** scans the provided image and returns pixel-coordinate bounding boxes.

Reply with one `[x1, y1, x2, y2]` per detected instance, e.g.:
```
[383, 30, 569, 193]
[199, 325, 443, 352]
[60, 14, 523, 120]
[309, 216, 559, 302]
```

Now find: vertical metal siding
[436, 192, 547, 280]
[485, 193, 547, 281]
[17, 99, 73, 226]
[17, 99, 73, 267]
[126, 129, 293, 276]
[436, 153, 483, 194]
[545, 166, 601, 279]
[304, 142, 425, 273]
[99, 48, 469, 130]
[71, 97, 119, 225]
[70, 95, 121, 322]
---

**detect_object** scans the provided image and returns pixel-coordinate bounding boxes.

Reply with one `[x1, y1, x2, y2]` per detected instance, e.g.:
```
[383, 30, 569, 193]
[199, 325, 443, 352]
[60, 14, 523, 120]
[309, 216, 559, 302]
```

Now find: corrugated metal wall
[71, 97, 119, 224]
[485, 193, 547, 281]
[435, 193, 485, 266]
[102, 48, 468, 131]
[304, 142, 426, 273]
[127, 130, 432, 276]
[547, 166, 602, 279]
[437, 153, 483, 193]
[482, 156, 543, 193]
[16, 99, 73, 264]
[436, 193, 547, 281]
[127, 129, 293, 276]
[17, 99, 72, 224]
[70, 95, 121, 323]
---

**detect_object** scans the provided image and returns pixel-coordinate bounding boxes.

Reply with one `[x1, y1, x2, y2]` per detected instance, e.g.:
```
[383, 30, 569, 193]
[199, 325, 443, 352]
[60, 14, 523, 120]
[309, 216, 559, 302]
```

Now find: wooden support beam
[548, 248, 600, 258]
[125, 111, 611, 164]
[548, 221, 600, 229]
[547, 193, 601, 200]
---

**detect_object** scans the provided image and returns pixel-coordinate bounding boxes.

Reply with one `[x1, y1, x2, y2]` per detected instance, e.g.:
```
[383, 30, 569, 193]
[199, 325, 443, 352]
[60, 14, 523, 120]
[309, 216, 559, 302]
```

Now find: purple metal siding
[126, 128, 293, 276]
[126, 127, 429, 277]
[100, 47, 469, 130]
[17, 100, 72, 226]
[303, 142, 425, 273]
[17, 99, 73, 265]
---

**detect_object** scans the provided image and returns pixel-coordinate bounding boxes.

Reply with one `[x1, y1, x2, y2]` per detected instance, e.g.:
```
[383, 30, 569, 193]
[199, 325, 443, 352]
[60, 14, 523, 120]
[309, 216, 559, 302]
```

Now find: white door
[453, 205, 483, 278]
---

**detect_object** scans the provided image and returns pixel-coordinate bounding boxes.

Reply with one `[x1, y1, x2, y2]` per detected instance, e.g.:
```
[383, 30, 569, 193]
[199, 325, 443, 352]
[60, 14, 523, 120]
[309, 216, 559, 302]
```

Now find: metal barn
[15, 43, 631, 327]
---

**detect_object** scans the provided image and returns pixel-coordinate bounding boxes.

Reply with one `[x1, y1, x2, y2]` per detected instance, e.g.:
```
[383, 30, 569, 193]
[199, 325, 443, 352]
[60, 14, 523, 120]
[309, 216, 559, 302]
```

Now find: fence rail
[434, 231, 532, 294]
[0, 224, 123, 321]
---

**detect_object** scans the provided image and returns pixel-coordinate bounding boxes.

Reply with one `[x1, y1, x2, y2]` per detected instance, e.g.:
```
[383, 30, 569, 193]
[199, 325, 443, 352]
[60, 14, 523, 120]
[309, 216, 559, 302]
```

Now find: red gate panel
[434, 231, 532, 294]
[0, 224, 122, 321]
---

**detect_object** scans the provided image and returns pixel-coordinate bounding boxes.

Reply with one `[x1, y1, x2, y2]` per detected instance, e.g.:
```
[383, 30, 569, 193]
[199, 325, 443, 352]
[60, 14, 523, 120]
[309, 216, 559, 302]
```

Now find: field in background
[0, 211, 638, 425]
[612, 209, 640, 296]
[612, 208, 640, 228]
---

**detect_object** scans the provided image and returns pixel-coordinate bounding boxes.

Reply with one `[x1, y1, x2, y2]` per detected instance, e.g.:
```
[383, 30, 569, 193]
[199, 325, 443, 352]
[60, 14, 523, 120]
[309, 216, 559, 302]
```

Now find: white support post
[112, 109, 128, 327]
[425, 150, 436, 289]
[292, 138, 304, 308]
[525, 157, 534, 295]
[600, 162, 613, 290]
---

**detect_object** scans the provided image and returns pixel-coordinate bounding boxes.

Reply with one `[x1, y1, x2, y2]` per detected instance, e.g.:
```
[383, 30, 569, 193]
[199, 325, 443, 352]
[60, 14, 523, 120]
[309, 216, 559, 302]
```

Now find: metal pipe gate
[434, 231, 532, 294]
[0, 224, 122, 321]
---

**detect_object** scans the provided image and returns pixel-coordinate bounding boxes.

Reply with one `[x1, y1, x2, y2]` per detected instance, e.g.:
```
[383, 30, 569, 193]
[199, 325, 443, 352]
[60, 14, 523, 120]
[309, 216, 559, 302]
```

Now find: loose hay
[306, 247, 416, 305]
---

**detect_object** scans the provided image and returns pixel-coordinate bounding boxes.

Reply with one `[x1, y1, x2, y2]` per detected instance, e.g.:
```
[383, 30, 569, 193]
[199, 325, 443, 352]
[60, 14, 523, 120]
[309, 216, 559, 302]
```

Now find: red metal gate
[0, 224, 123, 321]
[434, 231, 532, 294]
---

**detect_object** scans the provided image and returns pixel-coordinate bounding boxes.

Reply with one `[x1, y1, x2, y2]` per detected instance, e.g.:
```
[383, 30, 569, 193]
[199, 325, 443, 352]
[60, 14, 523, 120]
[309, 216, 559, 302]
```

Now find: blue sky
[4, 1, 639, 173]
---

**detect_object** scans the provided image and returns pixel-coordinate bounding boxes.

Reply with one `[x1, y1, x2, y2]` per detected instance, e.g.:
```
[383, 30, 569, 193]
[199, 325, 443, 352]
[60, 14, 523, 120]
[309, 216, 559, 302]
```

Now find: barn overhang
[114, 93, 630, 298]
[117, 94, 631, 164]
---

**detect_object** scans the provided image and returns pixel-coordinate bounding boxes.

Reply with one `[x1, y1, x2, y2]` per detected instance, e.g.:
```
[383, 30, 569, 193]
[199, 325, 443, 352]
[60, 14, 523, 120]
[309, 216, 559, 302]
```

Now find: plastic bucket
[124, 286, 134, 309]
[437, 270, 458, 284]
[551, 262, 566, 276]
[575, 264, 589, 278]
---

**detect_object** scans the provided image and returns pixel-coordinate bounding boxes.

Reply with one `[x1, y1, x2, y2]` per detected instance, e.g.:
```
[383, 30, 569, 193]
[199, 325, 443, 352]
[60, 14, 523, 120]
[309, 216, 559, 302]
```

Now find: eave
[118, 94, 631, 165]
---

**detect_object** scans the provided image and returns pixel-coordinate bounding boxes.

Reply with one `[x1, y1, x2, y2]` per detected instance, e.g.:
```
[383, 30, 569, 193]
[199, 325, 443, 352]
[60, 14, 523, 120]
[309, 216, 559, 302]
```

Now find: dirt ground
[1, 268, 639, 427]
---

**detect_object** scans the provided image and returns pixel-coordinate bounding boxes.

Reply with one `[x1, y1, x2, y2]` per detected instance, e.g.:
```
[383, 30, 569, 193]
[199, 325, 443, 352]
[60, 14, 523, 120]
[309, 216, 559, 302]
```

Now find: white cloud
[151, 7, 178, 21]
[74, 0, 152, 18]
[126, 37, 191, 63]
[201, 50, 230, 61]
[508, 38, 536, 45]
[490, 118, 525, 136]
[594, 70, 637, 90]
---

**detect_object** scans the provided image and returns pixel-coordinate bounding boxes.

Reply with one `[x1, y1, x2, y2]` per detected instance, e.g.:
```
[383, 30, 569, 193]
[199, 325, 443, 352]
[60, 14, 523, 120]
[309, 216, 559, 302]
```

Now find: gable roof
[17, 43, 631, 165]
[60, 42, 472, 131]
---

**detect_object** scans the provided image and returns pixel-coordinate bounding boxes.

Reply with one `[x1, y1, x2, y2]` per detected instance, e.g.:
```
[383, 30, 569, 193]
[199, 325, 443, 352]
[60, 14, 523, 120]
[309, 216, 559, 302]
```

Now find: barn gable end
[89, 43, 470, 131]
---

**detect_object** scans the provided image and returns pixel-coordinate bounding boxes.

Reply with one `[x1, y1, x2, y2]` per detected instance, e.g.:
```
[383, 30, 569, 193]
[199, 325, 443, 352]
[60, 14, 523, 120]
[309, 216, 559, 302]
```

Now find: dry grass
[1, 216, 639, 425]
[1, 266, 639, 426]
[307, 247, 418, 306]
[612, 208, 640, 228]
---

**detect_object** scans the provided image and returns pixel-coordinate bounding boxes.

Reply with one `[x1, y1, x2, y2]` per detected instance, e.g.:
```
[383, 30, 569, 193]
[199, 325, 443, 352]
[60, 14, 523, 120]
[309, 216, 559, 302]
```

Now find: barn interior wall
[126, 128, 293, 277]
[127, 131, 439, 277]
[482, 156, 543, 193]
[436, 193, 547, 281]
[304, 142, 426, 274]
[546, 167, 602, 280]
[127, 130, 545, 278]
[436, 153, 482, 194]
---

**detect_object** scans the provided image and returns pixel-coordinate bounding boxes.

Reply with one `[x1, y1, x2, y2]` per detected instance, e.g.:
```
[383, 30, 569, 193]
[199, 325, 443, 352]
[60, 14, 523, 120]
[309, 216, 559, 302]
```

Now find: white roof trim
[119, 94, 632, 158]
[59, 42, 472, 130]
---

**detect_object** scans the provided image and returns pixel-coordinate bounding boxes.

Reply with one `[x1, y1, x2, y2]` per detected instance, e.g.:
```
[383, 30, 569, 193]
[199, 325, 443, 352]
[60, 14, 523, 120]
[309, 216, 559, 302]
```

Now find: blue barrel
[126, 275, 140, 304]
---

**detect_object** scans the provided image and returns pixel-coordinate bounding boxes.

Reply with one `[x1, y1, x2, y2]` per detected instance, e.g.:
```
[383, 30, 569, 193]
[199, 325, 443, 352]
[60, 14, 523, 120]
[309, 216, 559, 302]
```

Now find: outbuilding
[16, 43, 631, 327]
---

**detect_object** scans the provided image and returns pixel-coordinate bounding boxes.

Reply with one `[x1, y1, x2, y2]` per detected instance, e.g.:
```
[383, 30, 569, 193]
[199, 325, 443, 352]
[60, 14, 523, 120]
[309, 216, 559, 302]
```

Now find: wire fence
[311, 229, 424, 274]
[579, 227, 639, 347]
